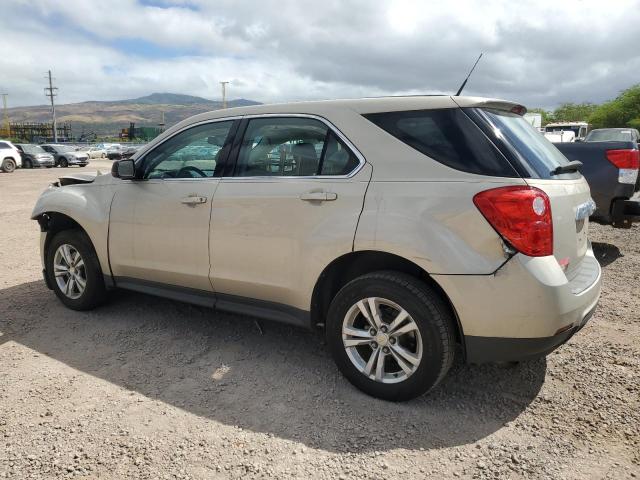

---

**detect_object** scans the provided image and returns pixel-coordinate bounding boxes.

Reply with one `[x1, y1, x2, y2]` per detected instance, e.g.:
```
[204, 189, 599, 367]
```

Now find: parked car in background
[0, 140, 22, 172]
[41, 144, 89, 168]
[15, 144, 55, 168]
[584, 128, 640, 143]
[555, 140, 640, 227]
[82, 146, 107, 159]
[32, 96, 602, 401]
[105, 144, 124, 160]
[545, 122, 590, 142]
[120, 145, 139, 159]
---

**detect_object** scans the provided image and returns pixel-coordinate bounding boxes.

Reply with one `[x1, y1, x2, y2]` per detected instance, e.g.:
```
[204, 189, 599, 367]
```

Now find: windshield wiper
[551, 160, 583, 175]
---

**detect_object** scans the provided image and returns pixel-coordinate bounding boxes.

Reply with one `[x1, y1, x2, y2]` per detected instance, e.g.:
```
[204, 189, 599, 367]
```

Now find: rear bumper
[611, 197, 640, 228]
[433, 246, 602, 363]
[464, 305, 596, 363]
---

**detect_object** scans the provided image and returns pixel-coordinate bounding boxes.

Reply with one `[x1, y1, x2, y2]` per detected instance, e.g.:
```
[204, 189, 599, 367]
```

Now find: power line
[44, 70, 58, 142]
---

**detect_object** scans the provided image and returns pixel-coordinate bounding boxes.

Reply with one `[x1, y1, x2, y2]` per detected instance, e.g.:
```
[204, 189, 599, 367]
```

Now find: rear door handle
[299, 191, 338, 202]
[181, 195, 207, 205]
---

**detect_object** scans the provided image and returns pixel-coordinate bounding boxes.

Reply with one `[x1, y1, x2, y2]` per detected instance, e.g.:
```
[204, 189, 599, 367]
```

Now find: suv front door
[209, 115, 371, 313]
[108, 120, 236, 292]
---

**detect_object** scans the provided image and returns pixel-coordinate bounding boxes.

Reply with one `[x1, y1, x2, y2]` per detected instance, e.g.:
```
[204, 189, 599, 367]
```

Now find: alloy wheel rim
[53, 244, 86, 299]
[342, 297, 423, 384]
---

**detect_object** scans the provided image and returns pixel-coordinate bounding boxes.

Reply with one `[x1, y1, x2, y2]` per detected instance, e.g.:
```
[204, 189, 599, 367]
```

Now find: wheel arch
[36, 212, 92, 261]
[310, 250, 464, 348]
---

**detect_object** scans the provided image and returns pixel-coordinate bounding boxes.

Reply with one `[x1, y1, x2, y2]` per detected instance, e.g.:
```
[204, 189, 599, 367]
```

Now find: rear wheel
[326, 271, 455, 401]
[46, 229, 107, 310]
[1, 158, 16, 173]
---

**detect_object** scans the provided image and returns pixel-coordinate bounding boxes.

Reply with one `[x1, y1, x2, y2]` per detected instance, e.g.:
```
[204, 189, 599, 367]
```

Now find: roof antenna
[455, 53, 483, 96]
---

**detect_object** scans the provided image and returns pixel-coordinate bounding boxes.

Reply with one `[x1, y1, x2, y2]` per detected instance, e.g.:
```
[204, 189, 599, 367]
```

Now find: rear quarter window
[363, 108, 518, 177]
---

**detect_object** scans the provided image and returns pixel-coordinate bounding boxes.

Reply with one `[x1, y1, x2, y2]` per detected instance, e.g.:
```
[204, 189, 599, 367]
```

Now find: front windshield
[585, 130, 634, 142]
[479, 109, 572, 179]
[58, 145, 76, 152]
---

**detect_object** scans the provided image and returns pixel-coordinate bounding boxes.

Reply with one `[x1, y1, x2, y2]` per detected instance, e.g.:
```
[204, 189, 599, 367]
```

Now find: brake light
[606, 149, 640, 184]
[473, 186, 553, 257]
[606, 149, 640, 169]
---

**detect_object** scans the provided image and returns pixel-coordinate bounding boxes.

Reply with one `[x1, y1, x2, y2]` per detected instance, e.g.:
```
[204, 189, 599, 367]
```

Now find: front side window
[234, 117, 359, 177]
[141, 121, 234, 179]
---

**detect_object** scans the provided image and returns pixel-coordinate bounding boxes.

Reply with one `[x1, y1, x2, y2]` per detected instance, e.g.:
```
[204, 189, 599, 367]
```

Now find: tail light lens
[606, 149, 640, 169]
[473, 186, 553, 257]
[606, 149, 640, 184]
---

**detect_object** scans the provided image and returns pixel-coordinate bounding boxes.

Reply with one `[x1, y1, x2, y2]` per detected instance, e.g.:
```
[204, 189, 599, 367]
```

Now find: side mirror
[111, 159, 136, 180]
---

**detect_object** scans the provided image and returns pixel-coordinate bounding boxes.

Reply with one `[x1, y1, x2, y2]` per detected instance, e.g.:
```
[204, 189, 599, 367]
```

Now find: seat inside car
[292, 142, 319, 176]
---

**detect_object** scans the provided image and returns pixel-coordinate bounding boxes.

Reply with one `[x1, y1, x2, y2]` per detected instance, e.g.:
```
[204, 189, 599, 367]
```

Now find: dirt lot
[1, 162, 638, 479]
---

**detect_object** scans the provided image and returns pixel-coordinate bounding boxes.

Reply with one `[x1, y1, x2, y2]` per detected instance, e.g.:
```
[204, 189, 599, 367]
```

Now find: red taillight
[606, 149, 640, 169]
[473, 186, 553, 257]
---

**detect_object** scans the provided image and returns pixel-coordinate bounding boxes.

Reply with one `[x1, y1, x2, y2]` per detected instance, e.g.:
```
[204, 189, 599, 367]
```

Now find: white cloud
[1, 0, 640, 108]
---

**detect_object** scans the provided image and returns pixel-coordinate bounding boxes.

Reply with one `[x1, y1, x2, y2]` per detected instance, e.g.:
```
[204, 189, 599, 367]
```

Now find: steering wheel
[176, 165, 207, 178]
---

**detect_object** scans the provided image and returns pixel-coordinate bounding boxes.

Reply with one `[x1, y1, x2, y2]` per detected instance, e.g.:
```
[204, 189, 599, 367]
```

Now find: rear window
[473, 108, 576, 179]
[585, 129, 635, 142]
[364, 108, 518, 177]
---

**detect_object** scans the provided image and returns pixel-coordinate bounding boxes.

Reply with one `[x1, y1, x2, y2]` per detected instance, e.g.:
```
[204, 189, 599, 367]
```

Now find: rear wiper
[551, 160, 583, 175]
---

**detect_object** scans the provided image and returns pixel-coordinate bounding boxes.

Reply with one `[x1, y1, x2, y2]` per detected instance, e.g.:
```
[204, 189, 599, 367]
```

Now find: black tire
[1, 158, 16, 173]
[46, 229, 107, 310]
[59, 157, 69, 168]
[24, 159, 32, 169]
[326, 271, 455, 401]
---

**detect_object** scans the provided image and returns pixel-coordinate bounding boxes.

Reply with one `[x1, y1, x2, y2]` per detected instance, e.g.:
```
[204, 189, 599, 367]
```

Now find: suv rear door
[208, 115, 371, 312]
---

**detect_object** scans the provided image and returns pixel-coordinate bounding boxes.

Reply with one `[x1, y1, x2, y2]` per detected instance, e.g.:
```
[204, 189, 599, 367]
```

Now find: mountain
[5, 93, 261, 137]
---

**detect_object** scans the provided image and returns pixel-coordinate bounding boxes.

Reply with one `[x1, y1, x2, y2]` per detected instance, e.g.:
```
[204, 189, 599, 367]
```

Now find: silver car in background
[32, 96, 601, 400]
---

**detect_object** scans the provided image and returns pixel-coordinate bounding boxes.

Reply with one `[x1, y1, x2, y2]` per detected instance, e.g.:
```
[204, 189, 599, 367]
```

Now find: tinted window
[234, 117, 360, 177]
[142, 121, 234, 179]
[475, 108, 575, 179]
[364, 108, 517, 177]
[0, 142, 9, 149]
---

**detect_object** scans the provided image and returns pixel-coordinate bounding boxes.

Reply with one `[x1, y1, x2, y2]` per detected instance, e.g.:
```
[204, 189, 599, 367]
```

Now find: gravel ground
[1, 162, 638, 479]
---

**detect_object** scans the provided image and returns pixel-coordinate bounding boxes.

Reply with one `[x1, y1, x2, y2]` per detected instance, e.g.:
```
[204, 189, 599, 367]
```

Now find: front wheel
[59, 157, 69, 167]
[1, 158, 16, 173]
[326, 271, 455, 401]
[46, 229, 107, 310]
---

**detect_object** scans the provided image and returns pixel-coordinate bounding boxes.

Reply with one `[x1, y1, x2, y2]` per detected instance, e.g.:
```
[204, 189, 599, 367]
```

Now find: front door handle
[299, 191, 338, 202]
[181, 195, 207, 205]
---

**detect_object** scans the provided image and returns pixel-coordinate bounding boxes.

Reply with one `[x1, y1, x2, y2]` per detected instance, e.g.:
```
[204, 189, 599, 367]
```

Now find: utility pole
[44, 70, 58, 142]
[220, 81, 229, 109]
[0, 93, 9, 137]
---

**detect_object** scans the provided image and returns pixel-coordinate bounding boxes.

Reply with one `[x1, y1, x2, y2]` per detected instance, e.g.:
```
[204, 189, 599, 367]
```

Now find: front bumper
[68, 159, 89, 166]
[433, 246, 602, 363]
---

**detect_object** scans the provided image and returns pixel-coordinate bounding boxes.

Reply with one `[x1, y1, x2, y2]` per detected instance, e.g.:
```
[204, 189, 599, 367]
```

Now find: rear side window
[364, 108, 518, 177]
[233, 117, 360, 177]
[0, 142, 9, 149]
[472, 108, 576, 180]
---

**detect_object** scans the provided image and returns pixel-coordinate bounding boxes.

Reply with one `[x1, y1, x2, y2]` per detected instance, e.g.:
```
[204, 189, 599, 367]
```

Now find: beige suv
[32, 96, 602, 400]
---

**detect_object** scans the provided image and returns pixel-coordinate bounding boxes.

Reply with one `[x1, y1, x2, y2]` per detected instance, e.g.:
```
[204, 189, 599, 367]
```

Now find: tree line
[530, 84, 640, 129]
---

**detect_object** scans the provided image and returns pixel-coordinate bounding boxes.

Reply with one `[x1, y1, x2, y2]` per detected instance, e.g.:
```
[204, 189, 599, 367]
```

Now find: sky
[1, 0, 639, 109]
